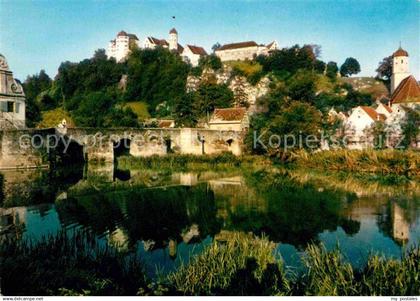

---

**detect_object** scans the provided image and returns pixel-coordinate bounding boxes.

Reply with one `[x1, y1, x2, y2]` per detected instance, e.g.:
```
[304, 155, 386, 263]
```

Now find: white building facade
[215, 41, 278, 62]
[107, 31, 140, 62]
[0, 54, 26, 129]
[182, 45, 208, 66]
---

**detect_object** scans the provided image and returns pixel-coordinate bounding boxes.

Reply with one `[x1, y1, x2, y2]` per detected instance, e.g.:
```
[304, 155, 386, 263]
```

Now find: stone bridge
[0, 127, 245, 169]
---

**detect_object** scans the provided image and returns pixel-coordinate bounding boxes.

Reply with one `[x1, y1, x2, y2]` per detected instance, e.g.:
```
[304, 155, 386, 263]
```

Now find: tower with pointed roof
[391, 46, 410, 94]
[168, 28, 178, 51]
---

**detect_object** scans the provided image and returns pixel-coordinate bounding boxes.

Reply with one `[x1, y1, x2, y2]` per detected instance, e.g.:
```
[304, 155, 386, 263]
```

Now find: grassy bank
[292, 149, 420, 176]
[1, 231, 418, 296]
[116, 152, 270, 170]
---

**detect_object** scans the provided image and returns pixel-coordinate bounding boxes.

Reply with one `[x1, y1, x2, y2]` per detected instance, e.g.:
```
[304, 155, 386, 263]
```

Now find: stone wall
[62, 127, 244, 163]
[0, 129, 54, 169]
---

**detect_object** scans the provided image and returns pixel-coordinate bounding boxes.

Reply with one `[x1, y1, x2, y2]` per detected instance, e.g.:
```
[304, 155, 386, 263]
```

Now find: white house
[107, 31, 140, 62]
[375, 103, 393, 118]
[182, 45, 208, 67]
[215, 40, 279, 62]
[0, 54, 26, 129]
[143, 28, 184, 54]
[208, 107, 249, 131]
[345, 106, 386, 149]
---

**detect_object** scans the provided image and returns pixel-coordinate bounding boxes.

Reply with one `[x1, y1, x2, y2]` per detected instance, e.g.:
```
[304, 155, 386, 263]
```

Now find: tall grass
[1, 230, 418, 296]
[0, 230, 149, 296]
[301, 244, 420, 296]
[167, 232, 290, 295]
[293, 149, 420, 175]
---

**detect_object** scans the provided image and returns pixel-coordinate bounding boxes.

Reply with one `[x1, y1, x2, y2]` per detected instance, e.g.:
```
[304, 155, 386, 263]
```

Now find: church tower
[169, 28, 178, 51]
[391, 46, 410, 94]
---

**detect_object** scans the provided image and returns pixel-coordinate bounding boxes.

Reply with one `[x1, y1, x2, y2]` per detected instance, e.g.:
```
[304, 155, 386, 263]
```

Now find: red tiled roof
[186, 45, 207, 55]
[360, 106, 386, 121]
[117, 30, 128, 37]
[169, 28, 178, 34]
[393, 47, 409, 57]
[211, 107, 247, 121]
[390, 75, 420, 104]
[158, 120, 174, 128]
[216, 41, 258, 51]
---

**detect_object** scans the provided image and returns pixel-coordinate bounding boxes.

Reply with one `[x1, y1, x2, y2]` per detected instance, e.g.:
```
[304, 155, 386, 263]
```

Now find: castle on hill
[107, 28, 278, 65]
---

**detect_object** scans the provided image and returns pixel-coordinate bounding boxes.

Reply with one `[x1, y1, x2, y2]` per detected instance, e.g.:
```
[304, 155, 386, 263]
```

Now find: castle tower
[391, 46, 410, 94]
[169, 28, 178, 51]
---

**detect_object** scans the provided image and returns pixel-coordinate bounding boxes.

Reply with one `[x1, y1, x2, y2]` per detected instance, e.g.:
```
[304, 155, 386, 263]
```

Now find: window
[0, 101, 6, 112]
[15, 102, 20, 113]
[7, 101, 14, 112]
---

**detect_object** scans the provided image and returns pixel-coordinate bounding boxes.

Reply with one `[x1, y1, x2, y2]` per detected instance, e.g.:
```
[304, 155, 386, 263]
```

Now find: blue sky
[1, 0, 419, 81]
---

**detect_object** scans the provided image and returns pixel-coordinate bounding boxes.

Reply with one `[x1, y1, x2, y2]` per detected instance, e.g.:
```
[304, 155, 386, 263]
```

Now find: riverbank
[1, 231, 418, 296]
[115, 149, 420, 176]
[292, 149, 420, 176]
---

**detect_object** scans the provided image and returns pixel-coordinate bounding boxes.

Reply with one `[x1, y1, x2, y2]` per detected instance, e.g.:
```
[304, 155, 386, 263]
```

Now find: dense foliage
[21, 43, 375, 138]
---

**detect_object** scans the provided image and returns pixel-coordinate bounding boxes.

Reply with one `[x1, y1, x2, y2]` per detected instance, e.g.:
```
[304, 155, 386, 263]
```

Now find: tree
[193, 82, 233, 118]
[265, 101, 322, 154]
[232, 78, 249, 108]
[198, 54, 222, 71]
[125, 47, 190, 114]
[287, 70, 316, 103]
[73, 92, 115, 127]
[258, 45, 316, 75]
[401, 107, 420, 149]
[211, 42, 221, 52]
[314, 60, 326, 74]
[376, 56, 393, 81]
[22, 70, 52, 126]
[174, 93, 197, 127]
[326, 61, 338, 79]
[376, 55, 393, 92]
[340, 57, 361, 77]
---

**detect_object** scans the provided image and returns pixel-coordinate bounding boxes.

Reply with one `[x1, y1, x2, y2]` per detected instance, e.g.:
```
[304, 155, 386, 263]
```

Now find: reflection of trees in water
[56, 184, 222, 250]
[121, 184, 222, 249]
[222, 177, 361, 248]
[56, 194, 124, 235]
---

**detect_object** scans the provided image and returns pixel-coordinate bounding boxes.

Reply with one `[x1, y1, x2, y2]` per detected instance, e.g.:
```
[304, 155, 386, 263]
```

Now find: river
[1, 164, 419, 277]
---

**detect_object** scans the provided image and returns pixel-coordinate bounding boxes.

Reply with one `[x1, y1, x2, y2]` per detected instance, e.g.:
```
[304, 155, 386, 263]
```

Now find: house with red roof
[182, 45, 208, 66]
[208, 107, 249, 131]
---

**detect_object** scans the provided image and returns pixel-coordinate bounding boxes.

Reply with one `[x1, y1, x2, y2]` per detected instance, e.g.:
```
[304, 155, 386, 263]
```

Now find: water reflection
[1, 164, 419, 275]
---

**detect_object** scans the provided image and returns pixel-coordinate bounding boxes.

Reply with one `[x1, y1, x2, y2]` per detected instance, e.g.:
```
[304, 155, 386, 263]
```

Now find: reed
[167, 232, 290, 295]
[293, 149, 420, 175]
[1, 230, 418, 296]
[0, 230, 149, 296]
